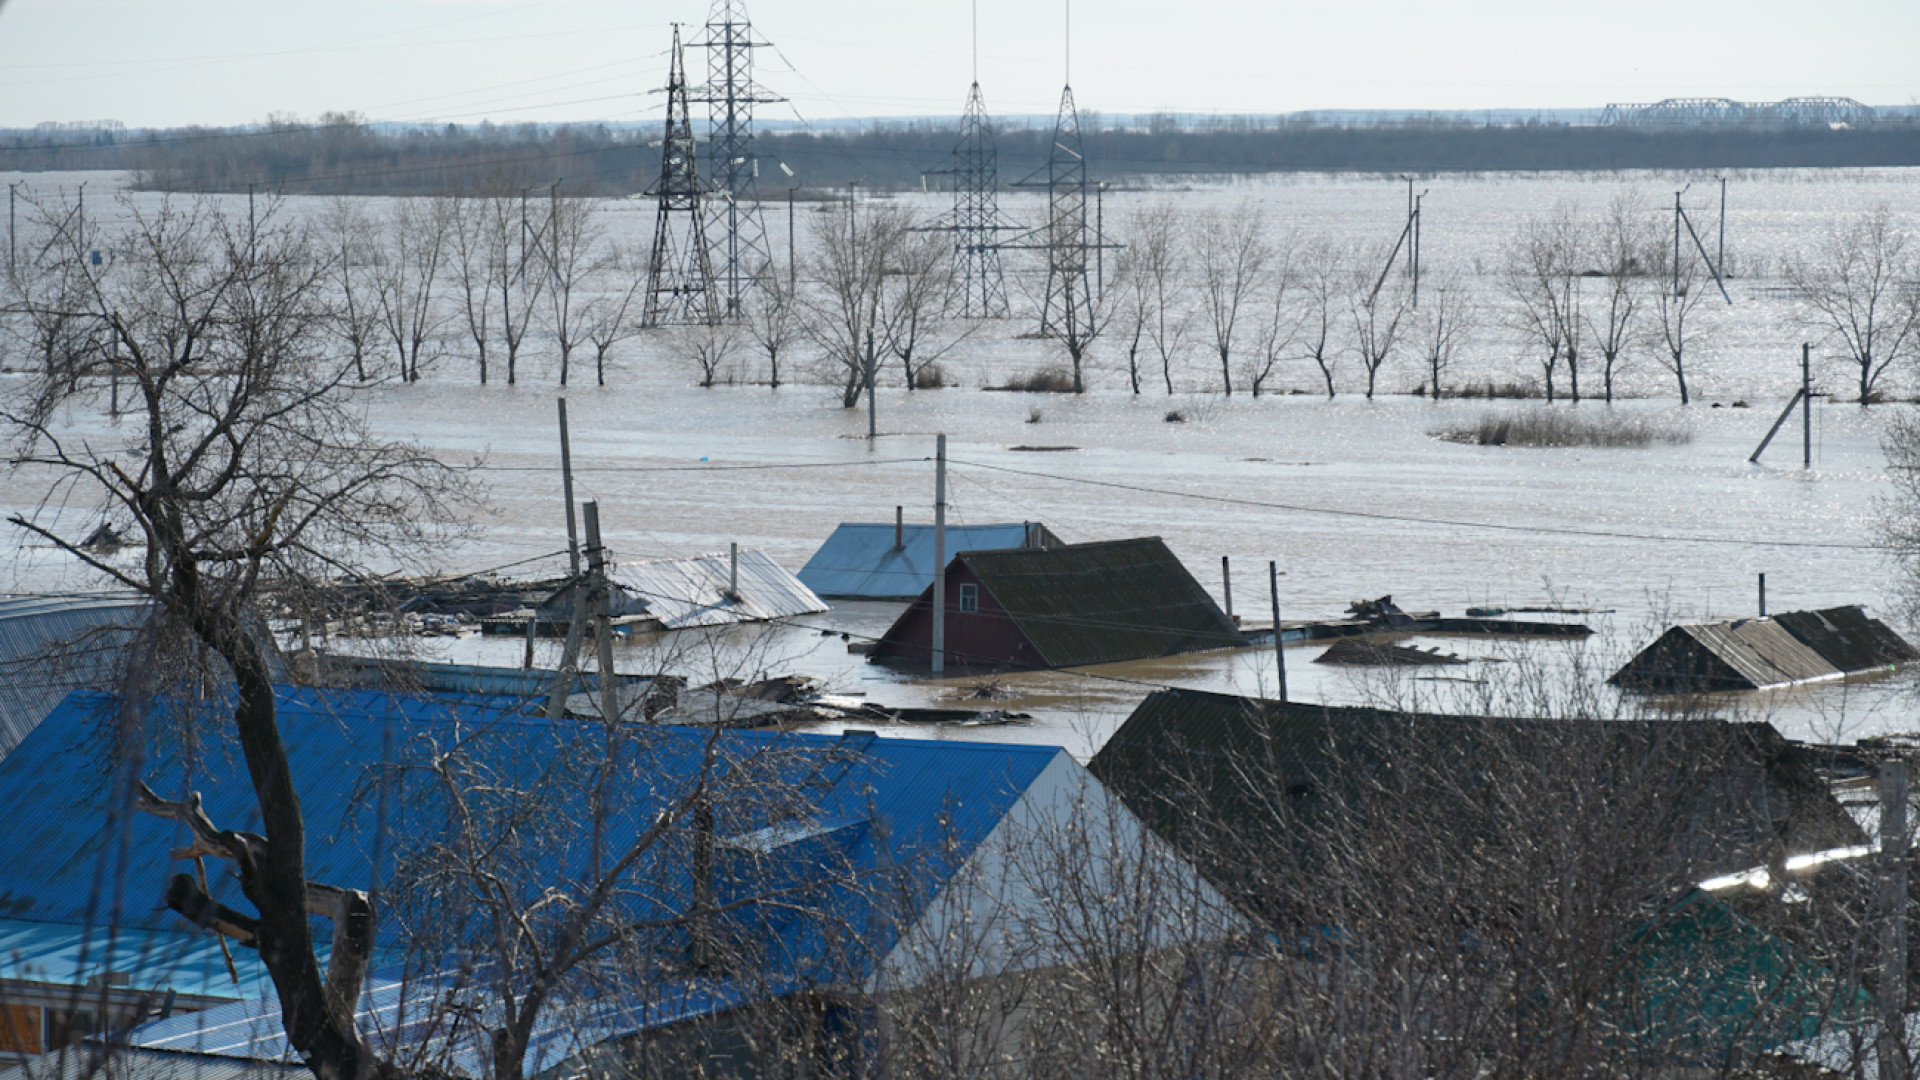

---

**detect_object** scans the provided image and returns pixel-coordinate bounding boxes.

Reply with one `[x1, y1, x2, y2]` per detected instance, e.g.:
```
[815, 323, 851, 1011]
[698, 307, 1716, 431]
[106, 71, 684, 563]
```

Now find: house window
[958, 584, 978, 614]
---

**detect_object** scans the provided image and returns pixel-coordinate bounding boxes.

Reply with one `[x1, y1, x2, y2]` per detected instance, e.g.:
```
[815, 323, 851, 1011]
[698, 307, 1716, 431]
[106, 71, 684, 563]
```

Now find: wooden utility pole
[584, 501, 620, 724]
[559, 398, 580, 575]
[1269, 561, 1287, 703]
[1880, 760, 1910, 1080]
[932, 434, 948, 675]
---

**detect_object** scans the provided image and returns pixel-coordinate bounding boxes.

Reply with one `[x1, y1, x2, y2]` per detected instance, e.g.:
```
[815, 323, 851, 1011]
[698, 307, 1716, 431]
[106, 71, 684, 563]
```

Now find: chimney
[895, 506, 904, 549]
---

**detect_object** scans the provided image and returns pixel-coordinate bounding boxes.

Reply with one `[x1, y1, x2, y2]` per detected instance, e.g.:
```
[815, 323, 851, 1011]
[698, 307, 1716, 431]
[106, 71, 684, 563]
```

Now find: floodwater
[4, 168, 1919, 757]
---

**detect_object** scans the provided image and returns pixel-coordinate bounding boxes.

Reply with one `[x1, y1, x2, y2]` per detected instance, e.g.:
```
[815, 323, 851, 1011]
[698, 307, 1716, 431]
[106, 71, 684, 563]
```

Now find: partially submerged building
[1611, 605, 1919, 693]
[536, 549, 827, 633]
[868, 537, 1244, 671]
[798, 521, 1062, 600]
[1089, 688, 1862, 922]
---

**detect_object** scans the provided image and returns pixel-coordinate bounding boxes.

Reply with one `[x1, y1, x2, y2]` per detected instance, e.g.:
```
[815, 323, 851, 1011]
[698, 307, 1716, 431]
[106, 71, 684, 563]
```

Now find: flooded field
[4, 167, 1918, 757]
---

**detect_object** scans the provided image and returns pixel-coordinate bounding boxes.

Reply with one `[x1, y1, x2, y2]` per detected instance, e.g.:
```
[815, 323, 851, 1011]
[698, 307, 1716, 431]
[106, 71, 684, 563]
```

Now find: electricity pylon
[641, 26, 717, 328]
[691, 0, 784, 318]
[922, 82, 1015, 319]
[1011, 84, 1112, 341]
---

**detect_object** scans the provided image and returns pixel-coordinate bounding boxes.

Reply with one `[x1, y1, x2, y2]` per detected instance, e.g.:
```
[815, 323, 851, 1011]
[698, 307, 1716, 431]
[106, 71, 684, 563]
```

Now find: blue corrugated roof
[0, 684, 1062, 1052]
[797, 523, 1056, 599]
[0, 918, 276, 1002]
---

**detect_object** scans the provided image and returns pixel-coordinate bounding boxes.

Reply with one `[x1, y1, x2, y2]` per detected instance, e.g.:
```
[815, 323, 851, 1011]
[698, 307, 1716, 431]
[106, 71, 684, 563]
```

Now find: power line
[948, 458, 1884, 552]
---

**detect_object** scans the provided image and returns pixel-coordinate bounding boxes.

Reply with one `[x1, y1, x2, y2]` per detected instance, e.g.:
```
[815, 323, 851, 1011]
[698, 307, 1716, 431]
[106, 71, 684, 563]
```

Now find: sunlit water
[4, 168, 1919, 757]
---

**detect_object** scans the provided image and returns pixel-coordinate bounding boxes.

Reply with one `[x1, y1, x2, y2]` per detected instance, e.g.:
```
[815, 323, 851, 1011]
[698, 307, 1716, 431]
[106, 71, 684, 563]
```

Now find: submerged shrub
[1440, 409, 1693, 448]
[991, 369, 1076, 393]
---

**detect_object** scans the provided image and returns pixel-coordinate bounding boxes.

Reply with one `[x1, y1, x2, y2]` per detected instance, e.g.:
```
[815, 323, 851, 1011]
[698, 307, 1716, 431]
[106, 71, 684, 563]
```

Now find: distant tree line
[3, 112, 1919, 195]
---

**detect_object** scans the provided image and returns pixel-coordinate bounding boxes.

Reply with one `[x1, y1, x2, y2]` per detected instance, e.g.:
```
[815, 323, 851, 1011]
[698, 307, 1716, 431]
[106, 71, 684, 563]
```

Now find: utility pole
[8, 182, 16, 274]
[932, 434, 948, 675]
[558, 399, 580, 576]
[1269, 561, 1287, 703]
[1879, 759, 1910, 1080]
[1716, 174, 1727, 280]
[787, 186, 796, 291]
[866, 329, 877, 440]
[583, 502, 621, 725]
[1673, 189, 1683, 301]
[1802, 342, 1812, 469]
[1412, 190, 1423, 308]
[1095, 181, 1106, 300]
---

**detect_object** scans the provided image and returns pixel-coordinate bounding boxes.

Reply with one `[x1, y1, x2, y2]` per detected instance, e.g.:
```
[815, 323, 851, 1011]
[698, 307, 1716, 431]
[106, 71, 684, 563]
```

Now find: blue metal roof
[797, 523, 1057, 599]
[0, 917, 276, 1002]
[0, 594, 151, 760]
[0, 684, 1063, 1061]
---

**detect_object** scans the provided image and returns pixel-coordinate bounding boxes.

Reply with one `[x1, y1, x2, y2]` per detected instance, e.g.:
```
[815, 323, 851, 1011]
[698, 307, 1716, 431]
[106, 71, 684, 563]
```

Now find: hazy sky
[3, 0, 1917, 129]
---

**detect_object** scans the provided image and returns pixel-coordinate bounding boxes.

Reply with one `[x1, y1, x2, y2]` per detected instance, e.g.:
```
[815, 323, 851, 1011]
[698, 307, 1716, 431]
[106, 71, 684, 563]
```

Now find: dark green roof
[961, 537, 1244, 667]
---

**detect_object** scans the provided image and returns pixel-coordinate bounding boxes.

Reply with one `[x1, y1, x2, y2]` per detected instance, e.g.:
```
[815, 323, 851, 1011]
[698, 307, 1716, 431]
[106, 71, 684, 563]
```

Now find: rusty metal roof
[1611, 607, 1917, 693]
[958, 537, 1245, 668]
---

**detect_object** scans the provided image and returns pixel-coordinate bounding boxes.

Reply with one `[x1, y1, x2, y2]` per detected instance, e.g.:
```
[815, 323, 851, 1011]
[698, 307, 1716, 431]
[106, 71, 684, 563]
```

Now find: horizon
[1, 0, 1916, 131]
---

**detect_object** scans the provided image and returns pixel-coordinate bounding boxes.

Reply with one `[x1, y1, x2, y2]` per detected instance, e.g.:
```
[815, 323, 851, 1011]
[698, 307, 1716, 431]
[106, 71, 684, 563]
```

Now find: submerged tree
[1786, 205, 1920, 405]
[1505, 205, 1580, 404]
[1193, 203, 1271, 396]
[1587, 192, 1651, 404]
[2, 191, 472, 1080]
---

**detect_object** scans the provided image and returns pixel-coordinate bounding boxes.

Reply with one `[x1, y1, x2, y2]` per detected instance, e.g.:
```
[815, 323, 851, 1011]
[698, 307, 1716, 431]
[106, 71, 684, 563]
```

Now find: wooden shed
[867, 537, 1244, 671]
[1610, 605, 1918, 693]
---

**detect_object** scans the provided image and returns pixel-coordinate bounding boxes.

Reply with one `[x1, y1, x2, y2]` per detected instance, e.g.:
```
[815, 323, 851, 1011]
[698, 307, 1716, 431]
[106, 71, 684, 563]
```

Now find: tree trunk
[1219, 350, 1233, 396]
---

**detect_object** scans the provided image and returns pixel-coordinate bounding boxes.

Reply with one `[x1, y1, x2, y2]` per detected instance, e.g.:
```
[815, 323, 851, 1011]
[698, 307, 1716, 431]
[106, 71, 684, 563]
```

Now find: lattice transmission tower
[922, 82, 1015, 319]
[692, 0, 784, 318]
[641, 26, 717, 328]
[1012, 84, 1109, 341]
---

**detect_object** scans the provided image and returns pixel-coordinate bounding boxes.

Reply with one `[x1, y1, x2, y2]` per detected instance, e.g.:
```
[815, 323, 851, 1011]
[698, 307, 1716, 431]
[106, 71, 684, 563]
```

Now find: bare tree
[373, 197, 452, 384]
[1505, 205, 1580, 403]
[880, 225, 966, 391]
[1135, 204, 1192, 395]
[799, 200, 897, 409]
[489, 192, 547, 386]
[318, 198, 383, 383]
[1244, 238, 1300, 398]
[582, 245, 645, 388]
[683, 320, 741, 388]
[1415, 269, 1475, 399]
[544, 192, 600, 387]
[445, 192, 498, 384]
[2, 191, 471, 1080]
[1349, 248, 1414, 400]
[1786, 205, 1920, 405]
[742, 274, 801, 390]
[1297, 241, 1344, 400]
[1647, 233, 1716, 406]
[1587, 192, 1651, 404]
[1194, 204, 1271, 396]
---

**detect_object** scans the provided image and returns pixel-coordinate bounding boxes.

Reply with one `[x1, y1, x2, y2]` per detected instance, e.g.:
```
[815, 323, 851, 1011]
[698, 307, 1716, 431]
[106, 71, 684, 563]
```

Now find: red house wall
[869, 563, 1040, 671]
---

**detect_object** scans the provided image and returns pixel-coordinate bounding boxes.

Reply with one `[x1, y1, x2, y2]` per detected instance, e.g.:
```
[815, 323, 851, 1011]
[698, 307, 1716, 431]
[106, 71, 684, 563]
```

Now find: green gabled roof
[961, 537, 1244, 668]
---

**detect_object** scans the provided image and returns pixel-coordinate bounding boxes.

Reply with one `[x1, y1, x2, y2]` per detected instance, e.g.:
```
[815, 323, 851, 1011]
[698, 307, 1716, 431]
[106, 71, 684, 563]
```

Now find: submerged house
[798, 520, 1062, 600]
[868, 537, 1244, 671]
[1611, 605, 1919, 693]
[0, 685, 1240, 1075]
[532, 549, 828, 634]
[1089, 688, 1862, 923]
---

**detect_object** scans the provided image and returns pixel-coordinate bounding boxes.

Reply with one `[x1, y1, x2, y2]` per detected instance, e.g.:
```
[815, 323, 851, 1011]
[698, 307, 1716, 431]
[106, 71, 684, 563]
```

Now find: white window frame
[957, 583, 979, 614]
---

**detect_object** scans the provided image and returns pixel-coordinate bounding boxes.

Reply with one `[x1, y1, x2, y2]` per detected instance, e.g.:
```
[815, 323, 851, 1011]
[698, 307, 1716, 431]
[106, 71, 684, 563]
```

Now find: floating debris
[1314, 639, 1469, 667]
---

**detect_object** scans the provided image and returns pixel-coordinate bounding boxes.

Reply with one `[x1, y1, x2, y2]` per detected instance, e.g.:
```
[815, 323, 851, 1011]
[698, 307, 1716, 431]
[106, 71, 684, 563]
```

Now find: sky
[1, 0, 1917, 130]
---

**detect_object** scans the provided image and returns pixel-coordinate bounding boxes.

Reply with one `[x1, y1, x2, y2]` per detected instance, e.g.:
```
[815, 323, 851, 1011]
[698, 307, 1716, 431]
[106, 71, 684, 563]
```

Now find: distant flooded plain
[3, 168, 1918, 755]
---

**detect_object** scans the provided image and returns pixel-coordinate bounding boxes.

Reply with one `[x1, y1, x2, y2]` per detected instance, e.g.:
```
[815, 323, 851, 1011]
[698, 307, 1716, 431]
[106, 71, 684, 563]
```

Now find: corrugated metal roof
[0, 595, 151, 760]
[1774, 605, 1920, 672]
[0, 1046, 308, 1080]
[0, 918, 275, 1002]
[611, 549, 827, 629]
[0, 687, 1060, 984]
[957, 538, 1244, 668]
[797, 523, 1061, 599]
[1608, 608, 1915, 692]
